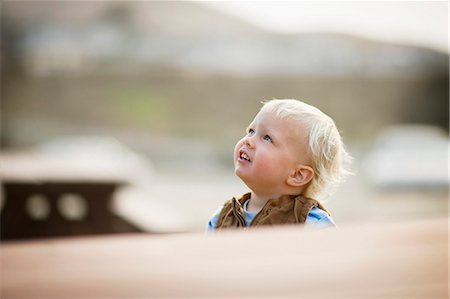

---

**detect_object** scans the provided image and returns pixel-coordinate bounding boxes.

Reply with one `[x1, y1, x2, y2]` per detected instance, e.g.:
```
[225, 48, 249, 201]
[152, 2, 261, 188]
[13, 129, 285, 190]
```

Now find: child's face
[234, 109, 311, 196]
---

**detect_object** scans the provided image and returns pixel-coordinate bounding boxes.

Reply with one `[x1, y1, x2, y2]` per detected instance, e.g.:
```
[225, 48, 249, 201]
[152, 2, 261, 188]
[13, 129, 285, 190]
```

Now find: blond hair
[261, 99, 352, 200]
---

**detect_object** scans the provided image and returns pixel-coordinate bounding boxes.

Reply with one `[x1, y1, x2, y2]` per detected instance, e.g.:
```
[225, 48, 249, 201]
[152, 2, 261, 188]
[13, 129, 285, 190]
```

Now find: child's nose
[244, 135, 255, 149]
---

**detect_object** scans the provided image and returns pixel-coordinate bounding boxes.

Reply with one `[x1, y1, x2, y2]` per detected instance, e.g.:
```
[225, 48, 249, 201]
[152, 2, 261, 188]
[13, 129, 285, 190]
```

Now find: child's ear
[286, 165, 314, 188]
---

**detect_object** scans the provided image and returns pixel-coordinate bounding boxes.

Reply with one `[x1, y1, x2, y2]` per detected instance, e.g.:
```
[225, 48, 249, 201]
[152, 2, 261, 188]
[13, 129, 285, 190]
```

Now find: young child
[208, 99, 351, 230]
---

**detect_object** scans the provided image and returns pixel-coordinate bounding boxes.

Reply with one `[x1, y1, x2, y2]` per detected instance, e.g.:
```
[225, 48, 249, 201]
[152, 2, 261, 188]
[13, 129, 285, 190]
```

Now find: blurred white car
[362, 125, 448, 189]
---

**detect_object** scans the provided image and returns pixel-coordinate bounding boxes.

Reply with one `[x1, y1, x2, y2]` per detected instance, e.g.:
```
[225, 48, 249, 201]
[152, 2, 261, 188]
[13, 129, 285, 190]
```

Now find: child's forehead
[252, 110, 309, 136]
[253, 108, 280, 121]
[253, 109, 304, 127]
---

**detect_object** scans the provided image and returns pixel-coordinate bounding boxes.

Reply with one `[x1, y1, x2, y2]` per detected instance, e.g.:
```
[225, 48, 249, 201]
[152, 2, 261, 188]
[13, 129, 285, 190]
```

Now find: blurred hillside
[1, 1, 448, 165]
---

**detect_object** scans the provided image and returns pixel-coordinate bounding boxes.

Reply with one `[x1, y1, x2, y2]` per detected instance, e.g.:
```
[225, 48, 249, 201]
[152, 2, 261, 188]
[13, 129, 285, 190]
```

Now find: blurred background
[0, 1, 448, 240]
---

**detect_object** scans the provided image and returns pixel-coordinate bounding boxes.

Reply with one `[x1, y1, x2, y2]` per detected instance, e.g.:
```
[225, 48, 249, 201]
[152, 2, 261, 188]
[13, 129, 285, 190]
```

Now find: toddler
[208, 99, 351, 230]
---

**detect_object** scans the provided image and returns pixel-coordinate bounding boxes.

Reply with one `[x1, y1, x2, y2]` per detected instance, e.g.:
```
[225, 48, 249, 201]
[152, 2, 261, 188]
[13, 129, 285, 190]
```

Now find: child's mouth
[240, 151, 251, 162]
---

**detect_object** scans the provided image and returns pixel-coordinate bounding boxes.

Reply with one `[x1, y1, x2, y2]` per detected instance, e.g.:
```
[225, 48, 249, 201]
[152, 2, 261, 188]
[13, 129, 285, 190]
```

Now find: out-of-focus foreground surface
[1, 217, 447, 298]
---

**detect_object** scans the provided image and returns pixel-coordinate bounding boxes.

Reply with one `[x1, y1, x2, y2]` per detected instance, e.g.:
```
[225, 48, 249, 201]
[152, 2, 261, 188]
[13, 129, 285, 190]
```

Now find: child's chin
[234, 168, 245, 179]
[235, 170, 250, 184]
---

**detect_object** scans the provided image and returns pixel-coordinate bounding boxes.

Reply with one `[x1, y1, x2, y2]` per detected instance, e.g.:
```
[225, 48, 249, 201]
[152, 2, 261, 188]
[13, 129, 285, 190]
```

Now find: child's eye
[263, 135, 273, 142]
[247, 128, 255, 135]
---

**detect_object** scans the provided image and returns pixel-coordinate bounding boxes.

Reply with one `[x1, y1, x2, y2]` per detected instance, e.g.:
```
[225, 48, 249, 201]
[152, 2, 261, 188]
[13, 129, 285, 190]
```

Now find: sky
[203, 1, 448, 53]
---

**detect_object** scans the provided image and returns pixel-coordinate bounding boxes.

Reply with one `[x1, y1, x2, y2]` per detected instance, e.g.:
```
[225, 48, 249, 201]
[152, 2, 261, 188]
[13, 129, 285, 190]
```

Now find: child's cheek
[254, 151, 274, 172]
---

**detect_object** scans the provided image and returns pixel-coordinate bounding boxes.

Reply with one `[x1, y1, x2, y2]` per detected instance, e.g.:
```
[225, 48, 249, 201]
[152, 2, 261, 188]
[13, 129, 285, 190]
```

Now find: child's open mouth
[240, 150, 251, 162]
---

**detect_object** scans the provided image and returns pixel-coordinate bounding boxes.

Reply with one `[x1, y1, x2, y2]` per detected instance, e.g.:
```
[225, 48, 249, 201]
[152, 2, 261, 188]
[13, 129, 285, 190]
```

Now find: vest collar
[232, 192, 330, 216]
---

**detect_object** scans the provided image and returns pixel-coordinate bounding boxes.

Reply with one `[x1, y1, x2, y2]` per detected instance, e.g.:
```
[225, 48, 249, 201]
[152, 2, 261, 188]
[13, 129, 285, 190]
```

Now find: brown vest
[215, 192, 329, 230]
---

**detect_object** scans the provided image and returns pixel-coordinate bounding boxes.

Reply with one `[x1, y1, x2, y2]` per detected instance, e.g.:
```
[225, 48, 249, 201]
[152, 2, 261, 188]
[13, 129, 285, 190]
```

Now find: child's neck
[247, 191, 280, 213]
